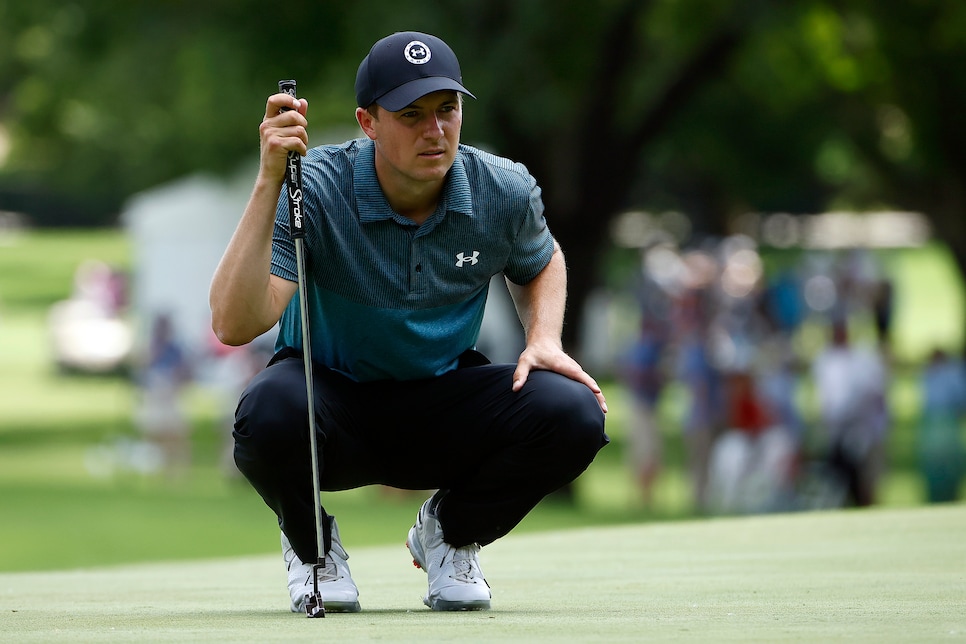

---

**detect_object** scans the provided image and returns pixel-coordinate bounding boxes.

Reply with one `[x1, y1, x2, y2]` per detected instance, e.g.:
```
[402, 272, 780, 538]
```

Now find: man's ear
[356, 106, 377, 140]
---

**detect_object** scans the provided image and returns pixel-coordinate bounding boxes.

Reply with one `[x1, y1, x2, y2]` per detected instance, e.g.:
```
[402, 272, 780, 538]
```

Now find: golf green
[2, 504, 963, 642]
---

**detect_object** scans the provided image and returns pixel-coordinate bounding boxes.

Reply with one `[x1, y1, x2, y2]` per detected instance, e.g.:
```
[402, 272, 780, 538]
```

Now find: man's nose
[423, 114, 443, 138]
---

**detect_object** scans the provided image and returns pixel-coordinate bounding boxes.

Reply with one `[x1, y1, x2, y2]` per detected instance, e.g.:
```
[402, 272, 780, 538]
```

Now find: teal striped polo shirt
[270, 138, 555, 382]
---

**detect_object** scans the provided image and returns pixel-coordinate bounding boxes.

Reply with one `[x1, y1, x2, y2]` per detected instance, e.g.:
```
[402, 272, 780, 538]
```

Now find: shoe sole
[291, 597, 361, 613]
[426, 598, 491, 611]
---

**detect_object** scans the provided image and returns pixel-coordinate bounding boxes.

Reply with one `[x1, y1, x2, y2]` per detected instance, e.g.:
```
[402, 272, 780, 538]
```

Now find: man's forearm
[209, 175, 292, 345]
[508, 242, 567, 349]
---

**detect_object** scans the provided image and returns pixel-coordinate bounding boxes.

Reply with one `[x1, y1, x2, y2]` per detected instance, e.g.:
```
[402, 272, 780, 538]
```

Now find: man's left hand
[512, 342, 608, 413]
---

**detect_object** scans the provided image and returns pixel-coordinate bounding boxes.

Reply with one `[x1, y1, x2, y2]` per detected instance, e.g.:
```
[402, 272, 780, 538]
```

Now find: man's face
[366, 91, 462, 188]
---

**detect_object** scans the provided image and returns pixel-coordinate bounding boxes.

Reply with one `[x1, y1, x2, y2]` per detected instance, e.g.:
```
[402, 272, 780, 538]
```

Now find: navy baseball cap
[355, 32, 475, 111]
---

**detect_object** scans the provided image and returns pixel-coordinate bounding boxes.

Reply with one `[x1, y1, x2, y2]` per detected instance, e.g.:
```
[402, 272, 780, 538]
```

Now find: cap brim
[376, 77, 475, 112]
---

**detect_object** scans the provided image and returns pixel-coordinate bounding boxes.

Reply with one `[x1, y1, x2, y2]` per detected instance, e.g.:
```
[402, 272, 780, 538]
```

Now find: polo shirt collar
[354, 139, 474, 224]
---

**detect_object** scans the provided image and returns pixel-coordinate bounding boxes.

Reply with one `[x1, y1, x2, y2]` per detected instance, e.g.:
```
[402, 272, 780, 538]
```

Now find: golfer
[210, 30, 609, 613]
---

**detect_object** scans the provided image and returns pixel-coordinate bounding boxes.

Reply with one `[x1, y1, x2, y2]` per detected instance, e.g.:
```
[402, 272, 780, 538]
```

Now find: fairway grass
[2, 505, 963, 642]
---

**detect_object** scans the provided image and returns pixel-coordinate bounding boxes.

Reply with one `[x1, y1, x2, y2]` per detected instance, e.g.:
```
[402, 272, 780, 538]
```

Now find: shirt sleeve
[503, 167, 555, 286]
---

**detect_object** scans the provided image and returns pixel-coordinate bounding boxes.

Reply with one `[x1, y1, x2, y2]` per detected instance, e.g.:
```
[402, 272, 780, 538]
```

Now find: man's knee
[525, 371, 608, 462]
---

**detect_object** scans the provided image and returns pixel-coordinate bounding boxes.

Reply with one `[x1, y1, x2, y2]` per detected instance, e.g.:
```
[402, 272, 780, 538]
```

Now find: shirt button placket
[410, 239, 423, 294]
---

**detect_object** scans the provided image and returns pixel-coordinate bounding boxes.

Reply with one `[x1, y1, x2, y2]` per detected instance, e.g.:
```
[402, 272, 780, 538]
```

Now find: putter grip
[278, 80, 304, 239]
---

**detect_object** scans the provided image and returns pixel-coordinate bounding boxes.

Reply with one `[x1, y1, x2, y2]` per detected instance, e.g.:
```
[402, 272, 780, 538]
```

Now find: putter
[279, 79, 326, 618]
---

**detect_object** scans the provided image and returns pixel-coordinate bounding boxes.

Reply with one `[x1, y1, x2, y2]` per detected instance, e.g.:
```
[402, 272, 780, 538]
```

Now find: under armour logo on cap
[355, 31, 476, 111]
[404, 41, 431, 65]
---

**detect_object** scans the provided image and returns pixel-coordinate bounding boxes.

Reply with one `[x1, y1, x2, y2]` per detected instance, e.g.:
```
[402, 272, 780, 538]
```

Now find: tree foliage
[1, 0, 964, 346]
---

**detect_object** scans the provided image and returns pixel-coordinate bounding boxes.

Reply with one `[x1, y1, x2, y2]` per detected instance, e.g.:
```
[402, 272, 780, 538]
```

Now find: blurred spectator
[756, 337, 806, 443]
[761, 269, 805, 337]
[674, 289, 723, 512]
[706, 367, 799, 514]
[811, 319, 890, 506]
[72, 258, 126, 315]
[134, 312, 193, 478]
[916, 349, 966, 503]
[48, 259, 132, 373]
[871, 278, 895, 352]
[617, 315, 669, 507]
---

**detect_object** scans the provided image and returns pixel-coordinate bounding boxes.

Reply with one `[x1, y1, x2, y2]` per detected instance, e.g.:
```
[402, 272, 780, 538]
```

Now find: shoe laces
[448, 546, 481, 583]
[314, 557, 342, 584]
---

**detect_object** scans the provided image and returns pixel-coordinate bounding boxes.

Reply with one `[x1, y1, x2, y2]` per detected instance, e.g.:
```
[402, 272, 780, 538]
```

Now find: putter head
[304, 592, 325, 618]
[304, 561, 326, 618]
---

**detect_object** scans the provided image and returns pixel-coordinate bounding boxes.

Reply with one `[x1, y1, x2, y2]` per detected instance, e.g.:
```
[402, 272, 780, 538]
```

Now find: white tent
[121, 169, 254, 355]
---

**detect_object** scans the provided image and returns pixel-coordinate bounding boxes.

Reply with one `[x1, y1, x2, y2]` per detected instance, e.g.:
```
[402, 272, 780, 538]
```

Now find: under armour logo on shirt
[455, 251, 480, 267]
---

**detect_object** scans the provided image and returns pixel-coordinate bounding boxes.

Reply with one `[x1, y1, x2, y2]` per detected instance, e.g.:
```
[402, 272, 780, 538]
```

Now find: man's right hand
[259, 93, 309, 182]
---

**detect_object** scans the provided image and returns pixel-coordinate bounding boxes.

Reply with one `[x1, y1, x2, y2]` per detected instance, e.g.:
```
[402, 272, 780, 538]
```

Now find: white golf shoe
[282, 517, 361, 613]
[406, 498, 491, 611]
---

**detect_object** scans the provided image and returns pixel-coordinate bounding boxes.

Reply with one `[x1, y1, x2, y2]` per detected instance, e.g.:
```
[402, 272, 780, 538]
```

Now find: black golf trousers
[233, 351, 609, 563]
